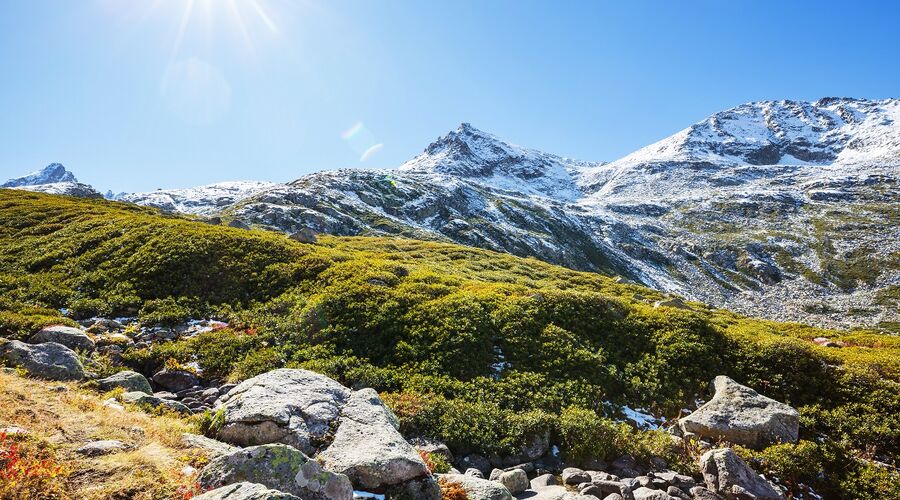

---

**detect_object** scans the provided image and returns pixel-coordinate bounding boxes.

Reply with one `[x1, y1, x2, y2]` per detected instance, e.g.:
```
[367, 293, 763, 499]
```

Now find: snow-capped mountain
[1, 163, 101, 198]
[120, 181, 276, 216]
[225, 98, 899, 330]
[4, 98, 897, 329]
[399, 123, 603, 201]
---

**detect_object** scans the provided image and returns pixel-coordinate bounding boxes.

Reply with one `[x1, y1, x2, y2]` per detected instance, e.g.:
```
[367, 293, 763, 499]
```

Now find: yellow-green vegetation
[1, 190, 899, 498]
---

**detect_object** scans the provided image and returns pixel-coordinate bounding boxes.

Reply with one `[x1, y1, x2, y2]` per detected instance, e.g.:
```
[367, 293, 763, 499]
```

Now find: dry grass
[0, 371, 201, 499]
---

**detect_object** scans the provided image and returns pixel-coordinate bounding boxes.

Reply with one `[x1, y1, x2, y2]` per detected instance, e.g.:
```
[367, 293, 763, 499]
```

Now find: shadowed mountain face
[6, 98, 898, 329]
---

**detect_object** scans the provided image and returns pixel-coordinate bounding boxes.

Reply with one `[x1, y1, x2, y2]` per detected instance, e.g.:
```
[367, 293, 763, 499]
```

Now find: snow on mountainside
[120, 181, 276, 215]
[4, 98, 897, 330]
[2, 163, 76, 187]
[399, 123, 603, 201]
[2, 163, 101, 198]
[225, 98, 899, 330]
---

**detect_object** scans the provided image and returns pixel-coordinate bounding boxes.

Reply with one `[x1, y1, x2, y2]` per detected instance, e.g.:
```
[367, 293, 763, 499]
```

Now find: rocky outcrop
[193, 482, 299, 500]
[700, 448, 783, 499]
[98, 370, 153, 394]
[677, 376, 799, 449]
[0, 340, 85, 380]
[215, 368, 350, 454]
[29, 325, 95, 352]
[319, 388, 429, 489]
[436, 473, 513, 500]
[197, 444, 353, 500]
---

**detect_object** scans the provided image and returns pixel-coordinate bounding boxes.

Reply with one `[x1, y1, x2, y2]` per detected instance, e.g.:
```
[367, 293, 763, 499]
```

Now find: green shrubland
[1, 190, 898, 498]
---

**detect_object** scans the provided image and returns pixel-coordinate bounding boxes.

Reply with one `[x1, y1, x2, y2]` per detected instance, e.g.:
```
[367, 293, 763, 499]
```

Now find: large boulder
[700, 448, 783, 499]
[193, 482, 300, 499]
[197, 444, 353, 500]
[319, 388, 429, 489]
[152, 368, 200, 392]
[0, 340, 85, 381]
[436, 474, 513, 500]
[677, 376, 799, 449]
[215, 369, 351, 455]
[29, 325, 95, 352]
[98, 370, 153, 394]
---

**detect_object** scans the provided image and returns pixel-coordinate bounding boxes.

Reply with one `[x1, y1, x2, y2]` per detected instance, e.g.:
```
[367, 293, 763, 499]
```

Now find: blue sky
[1, 0, 898, 193]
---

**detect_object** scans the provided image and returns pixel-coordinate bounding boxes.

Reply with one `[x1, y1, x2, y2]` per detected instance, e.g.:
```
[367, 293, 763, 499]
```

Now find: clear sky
[1, 0, 898, 193]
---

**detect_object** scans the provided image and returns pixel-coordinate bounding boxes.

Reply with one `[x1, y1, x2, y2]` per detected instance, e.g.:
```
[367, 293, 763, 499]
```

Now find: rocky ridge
[5, 98, 898, 330]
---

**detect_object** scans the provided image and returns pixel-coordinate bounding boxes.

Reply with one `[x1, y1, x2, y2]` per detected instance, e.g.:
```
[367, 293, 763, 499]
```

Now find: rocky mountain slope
[5, 98, 897, 330]
[1, 163, 101, 198]
[119, 181, 277, 216]
[225, 98, 899, 330]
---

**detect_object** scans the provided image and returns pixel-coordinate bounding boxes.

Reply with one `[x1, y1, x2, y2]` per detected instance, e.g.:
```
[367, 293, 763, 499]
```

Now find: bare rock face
[197, 444, 353, 500]
[0, 340, 85, 381]
[193, 482, 300, 499]
[318, 388, 429, 490]
[214, 369, 351, 455]
[29, 325, 95, 353]
[700, 448, 784, 499]
[677, 376, 799, 449]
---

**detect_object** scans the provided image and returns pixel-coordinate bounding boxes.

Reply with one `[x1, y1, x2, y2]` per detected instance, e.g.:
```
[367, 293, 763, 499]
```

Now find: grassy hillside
[1, 189, 898, 498]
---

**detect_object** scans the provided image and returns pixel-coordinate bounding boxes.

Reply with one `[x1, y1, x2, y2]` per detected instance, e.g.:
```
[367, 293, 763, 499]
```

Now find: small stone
[465, 468, 484, 478]
[76, 440, 128, 457]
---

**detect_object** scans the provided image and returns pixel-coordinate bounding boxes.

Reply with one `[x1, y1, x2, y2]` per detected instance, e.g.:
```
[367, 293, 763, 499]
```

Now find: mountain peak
[2, 163, 78, 188]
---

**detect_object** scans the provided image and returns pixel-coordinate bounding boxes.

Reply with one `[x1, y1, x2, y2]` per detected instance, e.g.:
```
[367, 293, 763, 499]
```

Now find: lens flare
[360, 143, 384, 162]
[341, 122, 384, 162]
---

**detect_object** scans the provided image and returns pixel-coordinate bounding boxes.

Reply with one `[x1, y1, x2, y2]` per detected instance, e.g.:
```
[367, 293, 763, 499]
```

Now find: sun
[99, 0, 282, 57]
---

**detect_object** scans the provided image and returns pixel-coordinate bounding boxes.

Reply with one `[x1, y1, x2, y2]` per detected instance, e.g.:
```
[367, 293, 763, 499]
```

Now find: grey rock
[0, 340, 85, 381]
[603, 495, 625, 500]
[688, 486, 723, 500]
[152, 368, 200, 392]
[154, 391, 178, 399]
[489, 468, 504, 481]
[98, 370, 152, 394]
[385, 475, 441, 500]
[466, 468, 485, 478]
[632, 487, 669, 500]
[183, 433, 239, 459]
[76, 440, 128, 456]
[436, 474, 513, 500]
[678, 376, 799, 449]
[29, 325, 95, 352]
[667, 486, 691, 500]
[228, 220, 251, 230]
[699, 449, 783, 499]
[563, 467, 592, 485]
[580, 483, 605, 497]
[215, 368, 350, 454]
[193, 482, 300, 500]
[121, 391, 192, 414]
[531, 473, 559, 488]
[497, 468, 529, 495]
[319, 388, 429, 489]
[288, 228, 318, 244]
[198, 444, 353, 500]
